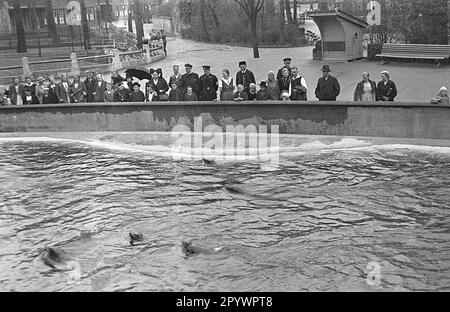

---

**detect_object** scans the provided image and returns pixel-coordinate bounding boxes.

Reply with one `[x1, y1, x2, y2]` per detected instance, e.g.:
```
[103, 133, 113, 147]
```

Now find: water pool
[0, 133, 449, 291]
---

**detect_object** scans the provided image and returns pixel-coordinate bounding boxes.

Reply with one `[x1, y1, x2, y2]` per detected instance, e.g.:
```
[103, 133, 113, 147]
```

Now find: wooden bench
[376, 44, 450, 68]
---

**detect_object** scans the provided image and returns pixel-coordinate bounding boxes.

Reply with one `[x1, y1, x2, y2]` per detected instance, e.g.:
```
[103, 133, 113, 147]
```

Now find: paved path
[136, 38, 449, 102]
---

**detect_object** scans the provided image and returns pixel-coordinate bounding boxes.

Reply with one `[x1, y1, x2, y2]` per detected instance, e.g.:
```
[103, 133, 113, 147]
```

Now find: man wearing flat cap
[315, 65, 340, 101]
[198, 66, 218, 101]
[180, 63, 200, 97]
[277, 58, 293, 80]
[236, 61, 256, 95]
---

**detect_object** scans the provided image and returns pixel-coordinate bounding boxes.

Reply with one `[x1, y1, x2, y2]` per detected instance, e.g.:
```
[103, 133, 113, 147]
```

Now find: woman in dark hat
[314, 65, 340, 101]
[129, 82, 145, 102]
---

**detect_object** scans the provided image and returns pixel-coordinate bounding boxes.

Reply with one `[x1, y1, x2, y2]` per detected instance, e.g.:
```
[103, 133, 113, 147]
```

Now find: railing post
[70, 52, 81, 76]
[109, 48, 122, 72]
[144, 43, 151, 63]
[22, 57, 32, 79]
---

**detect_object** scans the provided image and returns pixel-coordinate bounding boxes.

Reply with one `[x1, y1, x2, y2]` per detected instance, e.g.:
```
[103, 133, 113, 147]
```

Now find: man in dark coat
[47, 76, 59, 104]
[180, 64, 200, 96]
[84, 71, 97, 103]
[113, 82, 130, 102]
[8, 77, 24, 105]
[198, 65, 218, 101]
[376, 71, 397, 102]
[315, 65, 340, 101]
[93, 73, 107, 102]
[111, 70, 124, 88]
[235, 61, 256, 94]
[169, 65, 182, 88]
[56, 75, 71, 103]
[277, 58, 293, 80]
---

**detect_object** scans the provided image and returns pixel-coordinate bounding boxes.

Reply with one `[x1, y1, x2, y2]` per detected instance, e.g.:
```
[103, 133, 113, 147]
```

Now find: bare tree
[128, 0, 133, 33]
[80, 0, 91, 49]
[46, 0, 59, 44]
[207, 0, 220, 29]
[293, 0, 298, 24]
[134, 0, 144, 48]
[199, 0, 210, 41]
[279, 0, 286, 44]
[233, 0, 265, 58]
[284, 0, 293, 24]
[13, 0, 27, 53]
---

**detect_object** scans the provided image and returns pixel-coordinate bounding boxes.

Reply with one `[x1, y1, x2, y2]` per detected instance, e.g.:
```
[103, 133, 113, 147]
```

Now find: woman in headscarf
[376, 71, 397, 102]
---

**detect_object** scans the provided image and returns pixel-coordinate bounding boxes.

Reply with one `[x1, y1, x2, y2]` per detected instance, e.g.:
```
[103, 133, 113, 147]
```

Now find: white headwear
[440, 86, 448, 92]
[281, 91, 290, 98]
[381, 70, 390, 76]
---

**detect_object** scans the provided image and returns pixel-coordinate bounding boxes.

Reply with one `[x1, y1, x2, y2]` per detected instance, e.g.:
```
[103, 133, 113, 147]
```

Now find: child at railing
[104, 83, 114, 103]
[169, 83, 184, 102]
[431, 87, 449, 105]
[184, 86, 198, 101]
[146, 84, 159, 102]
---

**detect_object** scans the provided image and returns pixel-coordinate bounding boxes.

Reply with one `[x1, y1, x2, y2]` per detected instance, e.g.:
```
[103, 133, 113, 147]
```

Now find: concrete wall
[0, 102, 449, 140]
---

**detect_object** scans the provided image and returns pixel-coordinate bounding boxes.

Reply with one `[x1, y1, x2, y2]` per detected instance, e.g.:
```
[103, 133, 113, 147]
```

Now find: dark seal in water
[129, 232, 144, 246]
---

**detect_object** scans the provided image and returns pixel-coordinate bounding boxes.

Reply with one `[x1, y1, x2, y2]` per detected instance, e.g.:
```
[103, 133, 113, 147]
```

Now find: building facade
[1, 0, 154, 32]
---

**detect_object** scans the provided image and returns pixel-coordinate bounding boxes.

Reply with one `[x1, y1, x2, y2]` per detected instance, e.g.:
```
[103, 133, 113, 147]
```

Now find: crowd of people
[0, 57, 448, 106]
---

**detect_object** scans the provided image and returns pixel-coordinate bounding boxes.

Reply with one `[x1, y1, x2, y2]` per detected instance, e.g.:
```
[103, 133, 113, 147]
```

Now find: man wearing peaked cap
[180, 63, 200, 96]
[277, 57, 293, 80]
[236, 61, 255, 94]
[315, 65, 341, 101]
[198, 65, 218, 101]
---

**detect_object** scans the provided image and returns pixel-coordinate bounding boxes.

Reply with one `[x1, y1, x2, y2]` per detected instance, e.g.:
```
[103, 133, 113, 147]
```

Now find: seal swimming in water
[181, 241, 224, 257]
[202, 158, 216, 166]
[40, 246, 71, 269]
[129, 232, 144, 246]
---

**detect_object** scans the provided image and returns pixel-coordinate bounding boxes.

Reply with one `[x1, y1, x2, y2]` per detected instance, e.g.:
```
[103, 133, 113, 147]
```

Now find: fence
[0, 41, 165, 84]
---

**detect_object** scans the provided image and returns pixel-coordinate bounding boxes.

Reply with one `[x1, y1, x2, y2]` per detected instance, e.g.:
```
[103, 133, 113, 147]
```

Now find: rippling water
[0, 133, 449, 292]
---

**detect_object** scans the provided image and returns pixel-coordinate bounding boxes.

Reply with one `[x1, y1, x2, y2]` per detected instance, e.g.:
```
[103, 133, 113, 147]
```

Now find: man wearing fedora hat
[180, 64, 200, 97]
[315, 65, 340, 101]
[236, 61, 256, 95]
[198, 65, 218, 101]
[277, 58, 293, 80]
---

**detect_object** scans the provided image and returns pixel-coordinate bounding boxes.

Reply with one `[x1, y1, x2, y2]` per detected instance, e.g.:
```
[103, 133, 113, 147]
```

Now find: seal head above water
[129, 232, 144, 246]
[41, 246, 70, 269]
